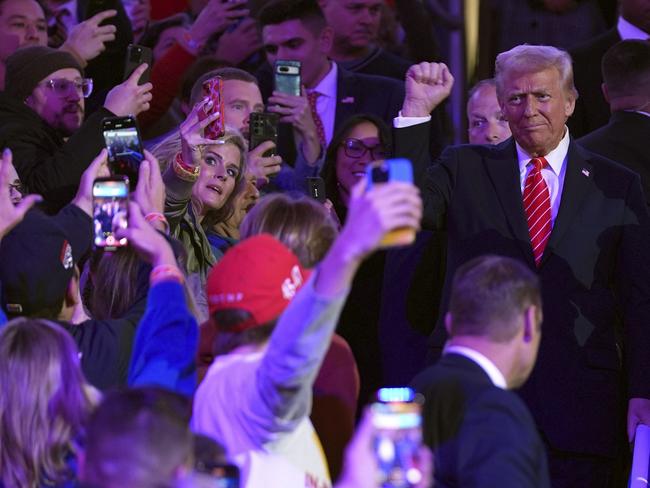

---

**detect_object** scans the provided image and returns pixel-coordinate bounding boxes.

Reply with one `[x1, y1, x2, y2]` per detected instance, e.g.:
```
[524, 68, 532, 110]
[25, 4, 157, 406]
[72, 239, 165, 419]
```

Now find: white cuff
[393, 111, 432, 128]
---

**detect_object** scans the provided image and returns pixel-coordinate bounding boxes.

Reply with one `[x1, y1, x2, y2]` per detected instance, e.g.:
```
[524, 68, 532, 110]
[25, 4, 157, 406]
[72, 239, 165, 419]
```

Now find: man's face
[26, 68, 85, 136]
[467, 84, 511, 145]
[222, 79, 264, 139]
[153, 25, 187, 62]
[498, 67, 575, 157]
[320, 0, 382, 52]
[620, 0, 650, 34]
[262, 19, 331, 89]
[0, 0, 47, 59]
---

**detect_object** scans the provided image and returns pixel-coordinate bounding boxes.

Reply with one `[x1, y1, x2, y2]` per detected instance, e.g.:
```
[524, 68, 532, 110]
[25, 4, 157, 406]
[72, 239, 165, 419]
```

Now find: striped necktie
[523, 156, 552, 267]
[307, 91, 326, 147]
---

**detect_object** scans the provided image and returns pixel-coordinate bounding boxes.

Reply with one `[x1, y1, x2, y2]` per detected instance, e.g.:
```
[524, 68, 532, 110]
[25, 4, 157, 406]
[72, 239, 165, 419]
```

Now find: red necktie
[48, 8, 70, 48]
[523, 157, 552, 267]
[307, 91, 326, 147]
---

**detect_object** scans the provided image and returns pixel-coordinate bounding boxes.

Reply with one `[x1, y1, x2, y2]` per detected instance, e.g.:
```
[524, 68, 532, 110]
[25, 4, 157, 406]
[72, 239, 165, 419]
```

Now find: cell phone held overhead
[274, 60, 301, 96]
[366, 158, 416, 248]
[102, 116, 144, 191]
[92, 176, 129, 251]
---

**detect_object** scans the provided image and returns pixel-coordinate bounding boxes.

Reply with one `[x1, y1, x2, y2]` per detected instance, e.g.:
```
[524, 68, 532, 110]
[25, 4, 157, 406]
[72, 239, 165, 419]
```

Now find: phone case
[124, 44, 153, 85]
[102, 116, 144, 191]
[274, 60, 301, 96]
[366, 159, 416, 248]
[199, 77, 225, 140]
[249, 112, 279, 156]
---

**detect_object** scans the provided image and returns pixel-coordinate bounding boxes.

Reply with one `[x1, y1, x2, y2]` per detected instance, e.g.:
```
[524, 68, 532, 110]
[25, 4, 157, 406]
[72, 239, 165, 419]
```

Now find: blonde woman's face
[192, 143, 242, 210]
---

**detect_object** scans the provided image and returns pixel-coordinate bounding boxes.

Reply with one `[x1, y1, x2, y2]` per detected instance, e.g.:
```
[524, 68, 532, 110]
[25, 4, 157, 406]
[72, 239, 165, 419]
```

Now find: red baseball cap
[206, 234, 312, 332]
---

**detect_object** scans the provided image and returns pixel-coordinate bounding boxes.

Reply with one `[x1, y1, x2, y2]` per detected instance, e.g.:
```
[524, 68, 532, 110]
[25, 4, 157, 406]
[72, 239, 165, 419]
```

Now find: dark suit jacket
[396, 122, 650, 457]
[411, 353, 551, 488]
[578, 111, 650, 206]
[568, 28, 620, 138]
[257, 63, 404, 165]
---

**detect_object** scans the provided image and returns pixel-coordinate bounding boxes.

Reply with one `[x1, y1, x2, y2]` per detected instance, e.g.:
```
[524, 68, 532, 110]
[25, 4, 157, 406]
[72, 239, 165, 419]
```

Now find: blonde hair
[240, 193, 338, 267]
[495, 44, 578, 101]
[0, 318, 96, 487]
[152, 127, 248, 226]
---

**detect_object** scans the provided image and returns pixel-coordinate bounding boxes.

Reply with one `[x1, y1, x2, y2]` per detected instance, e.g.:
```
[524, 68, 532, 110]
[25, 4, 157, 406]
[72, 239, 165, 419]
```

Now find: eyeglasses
[40, 78, 93, 98]
[341, 138, 389, 160]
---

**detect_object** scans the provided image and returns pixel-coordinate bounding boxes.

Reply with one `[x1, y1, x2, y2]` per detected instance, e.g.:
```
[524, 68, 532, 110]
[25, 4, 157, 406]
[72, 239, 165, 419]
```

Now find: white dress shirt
[309, 61, 338, 146]
[516, 128, 570, 226]
[445, 345, 508, 389]
[617, 16, 650, 40]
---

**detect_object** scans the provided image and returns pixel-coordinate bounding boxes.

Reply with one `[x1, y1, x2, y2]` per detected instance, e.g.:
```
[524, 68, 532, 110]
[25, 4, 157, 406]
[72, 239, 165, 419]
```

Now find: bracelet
[182, 31, 202, 52]
[173, 153, 200, 182]
[150, 264, 185, 286]
[144, 212, 170, 234]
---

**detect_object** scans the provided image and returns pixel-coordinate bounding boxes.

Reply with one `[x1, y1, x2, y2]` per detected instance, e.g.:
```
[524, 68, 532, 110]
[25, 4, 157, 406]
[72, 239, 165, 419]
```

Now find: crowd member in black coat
[396, 47, 650, 487]
[578, 39, 650, 206]
[0, 46, 151, 213]
[568, 0, 650, 138]
[411, 255, 550, 488]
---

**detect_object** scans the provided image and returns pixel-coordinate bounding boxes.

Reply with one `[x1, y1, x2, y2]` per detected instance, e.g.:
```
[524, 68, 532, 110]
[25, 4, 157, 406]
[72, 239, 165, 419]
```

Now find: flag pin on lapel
[341, 96, 355, 104]
[582, 168, 590, 177]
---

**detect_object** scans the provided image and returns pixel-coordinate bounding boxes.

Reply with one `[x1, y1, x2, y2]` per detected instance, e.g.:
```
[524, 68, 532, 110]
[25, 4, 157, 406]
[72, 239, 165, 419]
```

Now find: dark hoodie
[0, 91, 112, 214]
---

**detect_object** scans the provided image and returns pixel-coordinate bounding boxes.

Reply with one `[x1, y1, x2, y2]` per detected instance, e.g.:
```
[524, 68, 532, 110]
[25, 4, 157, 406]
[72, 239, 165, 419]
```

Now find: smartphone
[366, 158, 416, 248]
[371, 387, 424, 488]
[306, 176, 326, 203]
[249, 112, 279, 156]
[124, 44, 152, 85]
[198, 77, 225, 140]
[92, 176, 129, 250]
[102, 116, 144, 191]
[274, 60, 301, 96]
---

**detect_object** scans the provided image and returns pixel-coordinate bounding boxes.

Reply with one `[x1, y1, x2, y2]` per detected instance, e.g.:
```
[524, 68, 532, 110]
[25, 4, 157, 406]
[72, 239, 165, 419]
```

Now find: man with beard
[0, 45, 151, 213]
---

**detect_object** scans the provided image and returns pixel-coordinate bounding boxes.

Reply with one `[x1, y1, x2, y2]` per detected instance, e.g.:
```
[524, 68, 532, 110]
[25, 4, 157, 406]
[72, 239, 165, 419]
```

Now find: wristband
[150, 264, 185, 286]
[182, 31, 202, 52]
[144, 212, 170, 234]
[173, 152, 200, 182]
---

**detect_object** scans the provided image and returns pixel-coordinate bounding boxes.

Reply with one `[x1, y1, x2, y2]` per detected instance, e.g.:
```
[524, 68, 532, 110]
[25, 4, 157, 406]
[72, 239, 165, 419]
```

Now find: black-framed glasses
[41, 78, 93, 98]
[341, 138, 389, 160]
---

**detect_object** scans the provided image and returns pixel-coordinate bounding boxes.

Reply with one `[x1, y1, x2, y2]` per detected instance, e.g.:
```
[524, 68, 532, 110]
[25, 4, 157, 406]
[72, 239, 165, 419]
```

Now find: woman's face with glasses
[26, 68, 86, 137]
[335, 120, 388, 204]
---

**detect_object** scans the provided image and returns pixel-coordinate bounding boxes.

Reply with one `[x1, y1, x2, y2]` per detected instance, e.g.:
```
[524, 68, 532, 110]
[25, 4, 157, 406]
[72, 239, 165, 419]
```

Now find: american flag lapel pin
[341, 96, 355, 104]
[582, 168, 590, 177]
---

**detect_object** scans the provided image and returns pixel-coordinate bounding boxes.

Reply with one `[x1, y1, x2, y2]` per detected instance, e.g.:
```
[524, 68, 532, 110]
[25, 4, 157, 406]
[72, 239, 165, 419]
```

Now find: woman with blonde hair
[153, 104, 247, 321]
[0, 318, 98, 488]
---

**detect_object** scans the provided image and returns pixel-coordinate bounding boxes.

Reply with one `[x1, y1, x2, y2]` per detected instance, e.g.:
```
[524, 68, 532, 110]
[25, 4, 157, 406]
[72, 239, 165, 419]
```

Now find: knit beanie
[5, 46, 83, 101]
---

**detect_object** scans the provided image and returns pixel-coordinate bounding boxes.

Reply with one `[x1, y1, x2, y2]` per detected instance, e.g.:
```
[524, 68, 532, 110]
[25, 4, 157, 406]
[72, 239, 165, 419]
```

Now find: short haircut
[467, 78, 497, 101]
[495, 44, 578, 101]
[448, 255, 541, 342]
[601, 39, 650, 99]
[82, 387, 193, 488]
[258, 0, 326, 34]
[190, 67, 259, 107]
[240, 193, 338, 267]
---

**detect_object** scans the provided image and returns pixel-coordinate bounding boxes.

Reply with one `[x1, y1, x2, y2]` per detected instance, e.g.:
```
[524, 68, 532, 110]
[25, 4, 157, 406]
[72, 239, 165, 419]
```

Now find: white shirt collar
[617, 16, 650, 40]
[445, 345, 508, 389]
[311, 61, 337, 99]
[516, 126, 570, 176]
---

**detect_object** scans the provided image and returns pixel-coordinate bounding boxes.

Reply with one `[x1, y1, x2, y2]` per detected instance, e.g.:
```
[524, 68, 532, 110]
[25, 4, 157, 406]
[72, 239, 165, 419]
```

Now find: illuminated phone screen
[92, 179, 129, 249]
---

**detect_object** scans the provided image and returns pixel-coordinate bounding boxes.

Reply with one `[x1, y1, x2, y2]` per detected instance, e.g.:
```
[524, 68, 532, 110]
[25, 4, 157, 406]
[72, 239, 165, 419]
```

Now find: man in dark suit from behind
[568, 0, 650, 138]
[578, 39, 650, 206]
[411, 254, 550, 488]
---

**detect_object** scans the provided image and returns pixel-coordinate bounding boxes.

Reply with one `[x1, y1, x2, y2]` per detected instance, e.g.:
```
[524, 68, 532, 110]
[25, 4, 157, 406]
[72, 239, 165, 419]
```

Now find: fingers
[0, 147, 12, 183]
[14, 194, 42, 216]
[87, 148, 109, 177]
[87, 9, 117, 26]
[249, 139, 276, 155]
[136, 158, 151, 195]
[127, 63, 149, 86]
[407, 62, 450, 86]
[143, 149, 162, 180]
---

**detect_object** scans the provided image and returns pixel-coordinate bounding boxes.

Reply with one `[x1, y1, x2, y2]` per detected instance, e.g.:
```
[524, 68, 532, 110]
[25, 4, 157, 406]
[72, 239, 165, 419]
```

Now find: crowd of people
[0, 0, 649, 486]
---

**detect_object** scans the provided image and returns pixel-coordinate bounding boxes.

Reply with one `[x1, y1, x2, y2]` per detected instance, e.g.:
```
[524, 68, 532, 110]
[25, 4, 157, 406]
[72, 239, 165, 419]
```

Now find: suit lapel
[483, 140, 535, 265]
[334, 69, 358, 128]
[542, 142, 593, 265]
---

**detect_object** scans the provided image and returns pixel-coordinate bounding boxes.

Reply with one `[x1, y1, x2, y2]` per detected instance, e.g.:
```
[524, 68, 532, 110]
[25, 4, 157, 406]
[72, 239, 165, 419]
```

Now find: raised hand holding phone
[92, 176, 129, 250]
[198, 77, 225, 140]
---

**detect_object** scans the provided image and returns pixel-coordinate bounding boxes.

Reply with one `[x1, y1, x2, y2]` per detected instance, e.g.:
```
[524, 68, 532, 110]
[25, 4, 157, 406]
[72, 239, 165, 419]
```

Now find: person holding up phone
[0, 46, 152, 214]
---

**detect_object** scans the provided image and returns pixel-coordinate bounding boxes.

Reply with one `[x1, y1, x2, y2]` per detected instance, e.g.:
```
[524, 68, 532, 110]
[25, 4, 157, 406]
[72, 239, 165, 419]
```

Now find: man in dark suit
[255, 0, 405, 171]
[411, 254, 550, 487]
[568, 0, 650, 138]
[578, 39, 650, 206]
[395, 48, 650, 487]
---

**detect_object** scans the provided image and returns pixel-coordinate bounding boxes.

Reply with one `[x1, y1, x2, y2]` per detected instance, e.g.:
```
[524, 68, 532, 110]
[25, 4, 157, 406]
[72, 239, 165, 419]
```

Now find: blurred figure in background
[466, 78, 511, 145]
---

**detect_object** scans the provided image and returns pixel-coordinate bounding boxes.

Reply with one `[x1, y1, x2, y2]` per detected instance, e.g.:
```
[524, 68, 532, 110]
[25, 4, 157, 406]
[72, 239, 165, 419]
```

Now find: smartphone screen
[92, 177, 129, 250]
[199, 77, 225, 140]
[372, 387, 423, 488]
[274, 60, 301, 96]
[103, 116, 144, 191]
